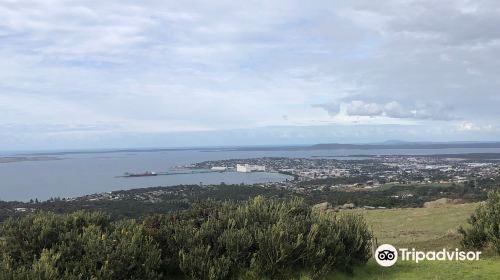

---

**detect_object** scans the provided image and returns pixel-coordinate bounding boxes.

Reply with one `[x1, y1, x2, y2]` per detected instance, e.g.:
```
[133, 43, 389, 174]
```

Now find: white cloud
[345, 100, 383, 117]
[384, 101, 414, 118]
[318, 100, 456, 121]
[457, 121, 495, 132]
[459, 121, 481, 131]
[1, 0, 500, 148]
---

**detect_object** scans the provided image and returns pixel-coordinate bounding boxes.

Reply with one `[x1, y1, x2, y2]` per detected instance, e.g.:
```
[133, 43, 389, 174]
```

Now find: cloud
[457, 121, 495, 132]
[1, 0, 500, 148]
[458, 121, 481, 131]
[383, 101, 414, 118]
[345, 100, 383, 116]
[312, 102, 340, 115]
[412, 102, 456, 121]
[315, 100, 456, 121]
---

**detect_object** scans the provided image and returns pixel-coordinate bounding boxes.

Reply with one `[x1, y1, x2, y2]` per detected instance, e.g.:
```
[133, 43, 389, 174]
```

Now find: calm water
[2, 147, 500, 201]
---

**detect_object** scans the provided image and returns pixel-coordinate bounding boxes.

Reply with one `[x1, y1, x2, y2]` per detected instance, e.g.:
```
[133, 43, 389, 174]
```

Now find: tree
[459, 190, 500, 252]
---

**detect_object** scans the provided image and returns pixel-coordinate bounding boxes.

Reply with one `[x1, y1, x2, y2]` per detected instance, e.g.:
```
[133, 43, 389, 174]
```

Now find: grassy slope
[330, 258, 500, 280]
[349, 203, 479, 250]
[324, 203, 500, 280]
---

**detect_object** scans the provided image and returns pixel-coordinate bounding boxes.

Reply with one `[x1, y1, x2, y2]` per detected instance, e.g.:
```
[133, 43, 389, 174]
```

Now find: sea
[2, 147, 500, 202]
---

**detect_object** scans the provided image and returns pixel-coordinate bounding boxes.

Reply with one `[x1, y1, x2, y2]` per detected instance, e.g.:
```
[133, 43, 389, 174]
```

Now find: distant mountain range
[14, 141, 500, 156]
[232, 141, 500, 151]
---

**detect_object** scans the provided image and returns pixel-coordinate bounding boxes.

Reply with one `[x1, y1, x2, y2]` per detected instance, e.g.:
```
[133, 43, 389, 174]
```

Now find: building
[236, 164, 266, 172]
[211, 166, 228, 171]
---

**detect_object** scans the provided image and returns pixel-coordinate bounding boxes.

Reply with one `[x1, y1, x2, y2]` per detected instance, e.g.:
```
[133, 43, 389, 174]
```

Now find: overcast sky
[1, 0, 500, 150]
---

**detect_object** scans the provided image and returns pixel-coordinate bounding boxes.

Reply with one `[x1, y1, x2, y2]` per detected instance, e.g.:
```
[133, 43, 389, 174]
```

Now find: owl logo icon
[375, 244, 398, 267]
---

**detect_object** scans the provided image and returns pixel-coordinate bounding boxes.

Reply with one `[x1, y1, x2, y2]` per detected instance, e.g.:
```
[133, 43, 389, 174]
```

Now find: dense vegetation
[459, 190, 500, 252]
[0, 185, 281, 222]
[2, 179, 496, 222]
[307, 181, 489, 208]
[0, 197, 372, 280]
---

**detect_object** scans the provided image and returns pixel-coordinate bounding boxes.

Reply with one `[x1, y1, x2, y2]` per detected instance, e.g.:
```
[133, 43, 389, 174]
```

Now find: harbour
[3, 147, 500, 201]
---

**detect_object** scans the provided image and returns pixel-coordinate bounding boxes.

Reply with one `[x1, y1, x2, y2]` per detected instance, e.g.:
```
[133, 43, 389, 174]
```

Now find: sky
[1, 0, 500, 150]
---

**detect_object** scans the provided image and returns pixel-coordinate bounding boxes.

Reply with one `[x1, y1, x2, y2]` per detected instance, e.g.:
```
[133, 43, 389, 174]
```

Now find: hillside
[325, 203, 500, 280]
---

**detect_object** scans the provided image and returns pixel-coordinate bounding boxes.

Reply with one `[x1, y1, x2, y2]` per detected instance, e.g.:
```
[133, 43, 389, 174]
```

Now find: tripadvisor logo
[374, 244, 482, 267]
[375, 244, 398, 267]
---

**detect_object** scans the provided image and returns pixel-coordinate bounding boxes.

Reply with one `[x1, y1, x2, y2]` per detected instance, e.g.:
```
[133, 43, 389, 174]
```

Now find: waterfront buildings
[236, 164, 266, 172]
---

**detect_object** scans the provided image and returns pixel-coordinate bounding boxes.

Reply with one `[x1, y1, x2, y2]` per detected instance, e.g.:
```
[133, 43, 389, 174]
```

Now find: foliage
[143, 196, 372, 279]
[0, 197, 372, 280]
[2, 180, 496, 223]
[459, 190, 500, 252]
[0, 211, 162, 280]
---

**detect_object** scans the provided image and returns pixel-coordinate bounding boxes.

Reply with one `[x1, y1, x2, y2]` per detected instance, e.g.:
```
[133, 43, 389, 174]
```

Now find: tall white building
[236, 164, 265, 172]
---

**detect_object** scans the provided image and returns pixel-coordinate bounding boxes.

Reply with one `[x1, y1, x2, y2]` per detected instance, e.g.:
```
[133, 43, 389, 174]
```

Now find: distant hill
[311, 142, 500, 150]
[233, 141, 500, 151]
[15, 141, 500, 156]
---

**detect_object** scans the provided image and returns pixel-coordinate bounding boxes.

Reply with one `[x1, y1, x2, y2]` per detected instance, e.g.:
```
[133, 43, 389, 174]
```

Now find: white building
[236, 164, 266, 172]
[211, 166, 228, 171]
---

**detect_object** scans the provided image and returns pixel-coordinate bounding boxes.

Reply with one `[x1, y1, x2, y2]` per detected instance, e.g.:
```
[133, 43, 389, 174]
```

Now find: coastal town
[63, 154, 500, 204]
[187, 154, 500, 187]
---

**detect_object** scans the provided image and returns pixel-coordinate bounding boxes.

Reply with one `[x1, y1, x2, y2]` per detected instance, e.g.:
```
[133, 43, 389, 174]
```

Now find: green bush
[459, 190, 500, 252]
[143, 196, 372, 279]
[1, 197, 372, 280]
[0, 211, 162, 280]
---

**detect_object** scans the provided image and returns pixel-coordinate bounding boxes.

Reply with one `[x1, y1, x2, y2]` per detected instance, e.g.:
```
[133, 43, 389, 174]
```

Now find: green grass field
[323, 203, 500, 280]
[348, 202, 479, 250]
[329, 258, 500, 280]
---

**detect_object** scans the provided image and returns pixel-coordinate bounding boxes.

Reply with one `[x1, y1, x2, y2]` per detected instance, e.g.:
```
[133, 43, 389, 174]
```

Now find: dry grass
[343, 202, 479, 250]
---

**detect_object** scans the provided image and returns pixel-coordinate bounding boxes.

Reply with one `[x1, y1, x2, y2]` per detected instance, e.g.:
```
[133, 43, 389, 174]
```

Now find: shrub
[459, 190, 500, 252]
[0, 212, 162, 280]
[144, 196, 372, 279]
[1, 197, 373, 279]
